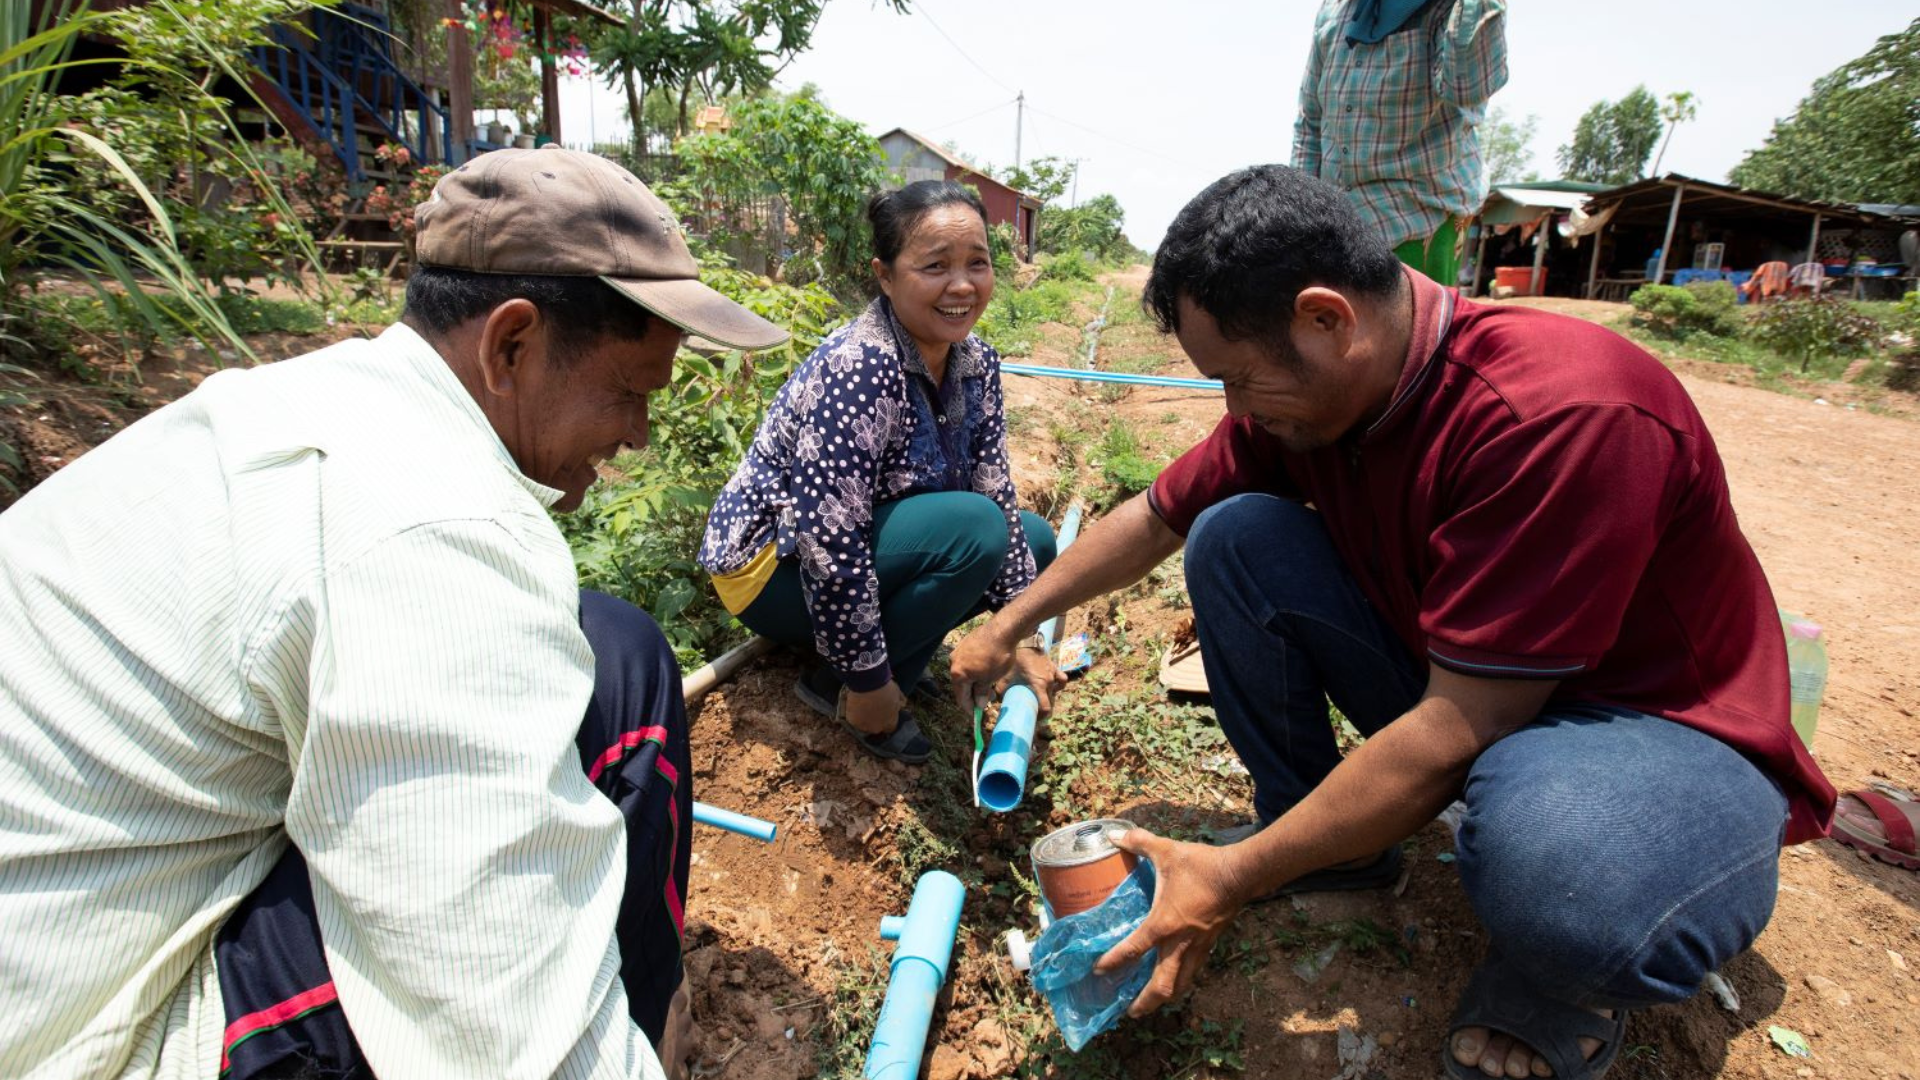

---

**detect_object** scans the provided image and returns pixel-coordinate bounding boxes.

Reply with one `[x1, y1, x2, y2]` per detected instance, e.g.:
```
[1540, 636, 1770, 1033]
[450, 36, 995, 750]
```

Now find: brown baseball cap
[412, 145, 788, 350]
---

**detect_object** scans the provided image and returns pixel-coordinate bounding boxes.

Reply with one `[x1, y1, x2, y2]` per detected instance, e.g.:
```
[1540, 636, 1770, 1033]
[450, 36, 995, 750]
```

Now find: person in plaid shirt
[1293, 0, 1507, 286]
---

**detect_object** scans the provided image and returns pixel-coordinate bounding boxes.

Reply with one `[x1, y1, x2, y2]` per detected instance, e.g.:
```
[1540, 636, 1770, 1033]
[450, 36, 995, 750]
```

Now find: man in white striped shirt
[0, 148, 785, 1079]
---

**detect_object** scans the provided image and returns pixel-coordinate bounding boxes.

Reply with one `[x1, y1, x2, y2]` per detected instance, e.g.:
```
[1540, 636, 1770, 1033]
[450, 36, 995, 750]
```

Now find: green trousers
[737, 491, 1057, 690]
[1394, 215, 1463, 286]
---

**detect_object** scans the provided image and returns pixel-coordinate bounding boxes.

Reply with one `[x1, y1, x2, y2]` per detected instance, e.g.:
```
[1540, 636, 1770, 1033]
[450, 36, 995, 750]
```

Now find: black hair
[402, 267, 653, 361]
[1143, 165, 1402, 356]
[867, 180, 989, 266]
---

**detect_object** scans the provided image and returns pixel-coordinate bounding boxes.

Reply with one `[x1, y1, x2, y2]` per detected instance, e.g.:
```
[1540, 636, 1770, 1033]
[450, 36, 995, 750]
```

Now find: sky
[553, 1, 1915, 250]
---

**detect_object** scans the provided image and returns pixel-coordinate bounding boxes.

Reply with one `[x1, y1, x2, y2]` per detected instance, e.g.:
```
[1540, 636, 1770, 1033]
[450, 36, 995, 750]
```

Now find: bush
[1747, 297, 1884, 372]
[1630, 282, 1742, 339]
[1040, 248, 1096, 283]
[988, 221, 1019, 279]
[1094, 419, 1160, 506]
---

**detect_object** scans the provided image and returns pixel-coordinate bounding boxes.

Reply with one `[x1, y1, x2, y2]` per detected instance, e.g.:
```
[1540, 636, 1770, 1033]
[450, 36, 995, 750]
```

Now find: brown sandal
[1830, 788, 1920, 870]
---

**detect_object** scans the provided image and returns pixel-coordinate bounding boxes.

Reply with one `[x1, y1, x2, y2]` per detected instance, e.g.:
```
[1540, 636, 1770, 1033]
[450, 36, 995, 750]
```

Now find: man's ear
[1291, 286, 1358, 359]
[475, 298, 543, 397]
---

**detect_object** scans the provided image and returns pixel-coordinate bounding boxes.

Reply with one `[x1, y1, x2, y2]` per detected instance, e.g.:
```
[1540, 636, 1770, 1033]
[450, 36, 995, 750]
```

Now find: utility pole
[1014, 91, 1024, 172]
[1068, 158, 1085, 207]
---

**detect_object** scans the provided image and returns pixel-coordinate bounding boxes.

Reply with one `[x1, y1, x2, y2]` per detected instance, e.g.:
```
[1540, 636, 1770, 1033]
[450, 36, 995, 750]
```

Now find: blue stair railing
[251, 3, 455, 181]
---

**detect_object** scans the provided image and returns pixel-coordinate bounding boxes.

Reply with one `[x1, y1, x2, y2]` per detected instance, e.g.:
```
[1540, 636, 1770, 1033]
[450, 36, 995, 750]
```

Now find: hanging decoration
[440, 2, 590, 77]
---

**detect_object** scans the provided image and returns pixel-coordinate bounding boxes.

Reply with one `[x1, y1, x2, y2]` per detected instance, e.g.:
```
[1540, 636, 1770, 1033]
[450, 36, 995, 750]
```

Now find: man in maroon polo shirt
[950, 165, 1834, 1080]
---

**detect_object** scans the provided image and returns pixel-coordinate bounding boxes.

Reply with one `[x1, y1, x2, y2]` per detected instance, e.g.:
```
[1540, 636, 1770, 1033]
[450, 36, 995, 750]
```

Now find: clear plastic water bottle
[1782, 617, 1827, 749]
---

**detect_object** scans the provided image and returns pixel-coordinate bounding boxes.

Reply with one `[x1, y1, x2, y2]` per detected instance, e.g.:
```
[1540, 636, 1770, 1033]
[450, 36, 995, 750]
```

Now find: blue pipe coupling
[864, 870, 967, 1079]
[691, 801, 777, 842]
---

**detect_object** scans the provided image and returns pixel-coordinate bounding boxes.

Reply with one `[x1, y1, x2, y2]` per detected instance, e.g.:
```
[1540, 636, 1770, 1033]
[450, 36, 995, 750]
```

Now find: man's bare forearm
[986, 492, 1184, 646]
[1220, 668, 1556, 900]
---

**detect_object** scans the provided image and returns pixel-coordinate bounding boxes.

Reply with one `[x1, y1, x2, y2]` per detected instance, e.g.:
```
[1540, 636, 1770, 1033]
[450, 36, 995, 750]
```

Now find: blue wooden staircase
[250, 2, 458, 183]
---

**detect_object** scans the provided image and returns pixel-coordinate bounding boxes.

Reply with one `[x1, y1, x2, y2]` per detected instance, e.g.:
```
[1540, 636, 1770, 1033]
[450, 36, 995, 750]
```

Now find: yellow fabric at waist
[711, 541, 780, 614]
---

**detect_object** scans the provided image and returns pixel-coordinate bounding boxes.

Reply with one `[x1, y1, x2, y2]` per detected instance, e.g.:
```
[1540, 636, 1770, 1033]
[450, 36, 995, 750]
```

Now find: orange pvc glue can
[1031, 818, 1139, 918]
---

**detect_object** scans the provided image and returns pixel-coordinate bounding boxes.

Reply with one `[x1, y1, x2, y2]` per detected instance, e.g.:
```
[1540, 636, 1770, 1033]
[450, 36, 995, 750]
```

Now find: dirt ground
[677, 277, 1920, 1080]
[4, 275, 1918, 1079]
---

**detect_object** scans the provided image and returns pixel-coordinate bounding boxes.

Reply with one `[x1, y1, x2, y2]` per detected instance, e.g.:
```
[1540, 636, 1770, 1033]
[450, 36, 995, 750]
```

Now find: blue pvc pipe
[692, 801, 777, 843]
[977, 685, 1040, 813]
[1035, 503, 1085, 649]
[979, 501, 1085, 814]
[864, 870, 967, 1080]
[1002, 361, 1223, 391]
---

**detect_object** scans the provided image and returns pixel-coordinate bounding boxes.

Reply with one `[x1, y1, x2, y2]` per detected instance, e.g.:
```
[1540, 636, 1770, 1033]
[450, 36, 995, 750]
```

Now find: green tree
[1037, 194, 1131, 261]
[673, 91, 892, 291]
[1482, 106, 1539, 185]
[1556, 85, 1662, 185]
[1649, 90, 1697, 177]
[1728, 18, 1920, 204]
[996, 156, 1075, 206]
[590, 0, 905, 140]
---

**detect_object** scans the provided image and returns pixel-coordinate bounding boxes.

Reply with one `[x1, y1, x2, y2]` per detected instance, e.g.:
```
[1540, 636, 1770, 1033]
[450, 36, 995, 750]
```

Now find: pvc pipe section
[681, 635, 775, 705]
[977, 685, 1039, 813]
[981, 501, 1085, 813]
[864, 870, 967, 1080]
[1035, 502, 1085, 649]
[1002, 361, 1223, 391]
[691, 801, 777, 842]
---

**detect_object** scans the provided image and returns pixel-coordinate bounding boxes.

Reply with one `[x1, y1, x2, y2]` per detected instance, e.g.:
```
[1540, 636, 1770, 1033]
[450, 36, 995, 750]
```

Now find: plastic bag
[1029, 860, 1158, 1051]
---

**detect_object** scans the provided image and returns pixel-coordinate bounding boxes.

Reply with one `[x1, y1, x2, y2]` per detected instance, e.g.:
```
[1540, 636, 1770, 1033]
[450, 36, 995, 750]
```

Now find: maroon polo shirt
[1149, 269, 1835, 844]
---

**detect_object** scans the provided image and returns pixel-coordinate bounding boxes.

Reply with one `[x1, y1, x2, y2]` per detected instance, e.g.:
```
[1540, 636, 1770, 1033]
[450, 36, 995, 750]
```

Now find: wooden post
[1468, 216, 1489, 296]
[1805, 212, 1823, 267]
[536, 6, 561, 144]
[1653, 182, 1685, 285]
[1529, 212, 1549, 295]
[1586, 223, 1604, 299]
[446, 0, 474, 160]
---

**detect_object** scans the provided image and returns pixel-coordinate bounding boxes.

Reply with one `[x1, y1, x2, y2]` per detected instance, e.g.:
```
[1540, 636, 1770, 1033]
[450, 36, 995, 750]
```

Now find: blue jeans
[1185, 494, 1787, 1009]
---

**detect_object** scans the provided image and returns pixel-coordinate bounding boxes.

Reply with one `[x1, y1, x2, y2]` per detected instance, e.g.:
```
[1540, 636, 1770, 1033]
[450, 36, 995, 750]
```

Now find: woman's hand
[1007, 646, 1067, 716]
[843, 682, 906, 735]
[1093, 826, 1252, 1016]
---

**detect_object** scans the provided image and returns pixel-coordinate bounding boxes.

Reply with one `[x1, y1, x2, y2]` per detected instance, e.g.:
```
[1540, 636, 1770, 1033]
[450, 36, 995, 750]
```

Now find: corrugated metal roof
[1490, 186, 1593, 211]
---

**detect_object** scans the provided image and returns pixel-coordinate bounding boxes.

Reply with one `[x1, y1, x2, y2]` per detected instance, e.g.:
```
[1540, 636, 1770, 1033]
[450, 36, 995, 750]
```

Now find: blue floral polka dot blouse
[698, 296, 1035, 691]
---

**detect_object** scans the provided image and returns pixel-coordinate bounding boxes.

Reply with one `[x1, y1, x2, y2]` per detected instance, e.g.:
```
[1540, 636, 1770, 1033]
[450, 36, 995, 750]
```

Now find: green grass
[813, 945, 892, 1076]
[9, 291, 360, 373]
[1620, 322, 1861, 385]
[977, 278, 1100, 358]
[1093, 418, 1163, 506]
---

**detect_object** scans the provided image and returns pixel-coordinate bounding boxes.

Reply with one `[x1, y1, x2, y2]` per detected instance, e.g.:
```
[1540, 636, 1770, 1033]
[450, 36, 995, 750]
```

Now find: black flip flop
[1441, 961, 1629, 1080]
[841, 709, 933, 764]
[793, 671, 933, 764]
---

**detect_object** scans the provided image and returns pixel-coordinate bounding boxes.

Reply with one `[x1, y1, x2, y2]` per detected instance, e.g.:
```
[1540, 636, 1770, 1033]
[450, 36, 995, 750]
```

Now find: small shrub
[1630, 282, 1742, 339]
[988, 221, 1019, 279]
[1746, 297, 1884, 372]
[1040, 248, 1095, 283]
[1095, 419, 1160, 504]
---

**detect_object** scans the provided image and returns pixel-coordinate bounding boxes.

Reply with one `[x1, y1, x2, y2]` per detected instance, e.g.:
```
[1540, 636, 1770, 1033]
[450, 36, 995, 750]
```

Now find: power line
[1024, 103, 1185, 167]
[923, 96, 1018, 134]
[914, 3, 1015, 94]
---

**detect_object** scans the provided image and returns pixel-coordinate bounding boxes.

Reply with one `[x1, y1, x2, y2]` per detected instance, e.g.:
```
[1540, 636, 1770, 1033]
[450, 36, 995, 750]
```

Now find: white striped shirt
[0, 324, 666, 1080]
